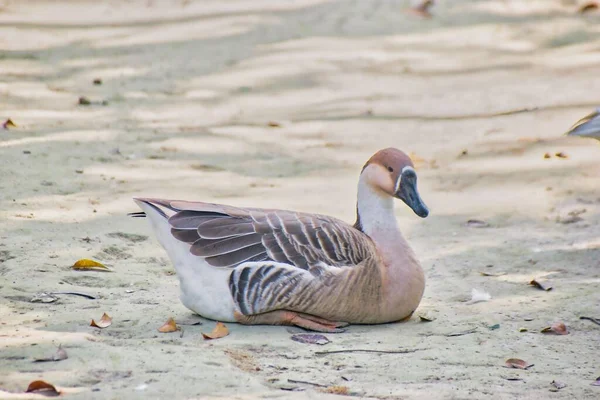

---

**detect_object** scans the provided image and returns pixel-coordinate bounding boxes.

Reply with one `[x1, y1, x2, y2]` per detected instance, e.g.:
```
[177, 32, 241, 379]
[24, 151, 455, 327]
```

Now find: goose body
[134, 148, 429, 332]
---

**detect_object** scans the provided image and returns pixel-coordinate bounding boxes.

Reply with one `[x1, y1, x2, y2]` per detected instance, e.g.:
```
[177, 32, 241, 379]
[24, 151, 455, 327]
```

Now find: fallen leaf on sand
[529, 279, 552, 291]
[320, 386, 349, 395]
[555, 152, 568, 159]
[465, 219, 489, 228]
[544, 153, 551, 159]
[591, 377, 600, 386]
[291, 333, 330, 345]
[158, 317, 179, 333]
[541, 322, 568, 335]
[34, 345, 68, 362]
[90, 313, 112, 329]
[72, 259, 109, 271]
[479, 271, 505, 277]
[3, 118, 17, 129]
[418, 313, 436, 322]
[26, 380, 60, 396]
[579, 2, 599, 14]
[505, 358, 534, 370]
[202, 322, 229, 340]
[405, 0, 434, 18]
[550, 380, 567, 391]
[267, 121, 281, 127]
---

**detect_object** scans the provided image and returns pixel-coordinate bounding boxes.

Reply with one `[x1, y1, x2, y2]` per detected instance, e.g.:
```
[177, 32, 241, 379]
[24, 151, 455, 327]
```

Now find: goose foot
[234, 310, 349, 333]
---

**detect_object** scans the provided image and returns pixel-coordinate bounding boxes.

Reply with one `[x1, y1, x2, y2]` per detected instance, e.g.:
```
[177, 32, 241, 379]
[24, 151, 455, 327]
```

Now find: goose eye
[387, 166, 394, 173]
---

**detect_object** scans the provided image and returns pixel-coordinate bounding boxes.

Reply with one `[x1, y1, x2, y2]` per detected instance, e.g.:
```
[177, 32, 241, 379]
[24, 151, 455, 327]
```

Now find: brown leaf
[480, 271, 505, 277]
[202, 322, 229, 340]
[541, 322, 568, 335]
[505, 358, 534, 370]
[267, 121, 281, 127]
[3, 118, 17, 129]
[320, 386, 349, 395]
[72, 258, 109, 271]
[291, 333, 330, 345]
[554, 152, 568, 159]
[529, 279, 552, 291]
[34, 345, 68, 362]
[158, 317, 179, 333]
[90, 312, 112, 329]
[543, 153, 551, 159]
[25, 380, 60, 396]
[465, 219, 489, 228]
[579, 2, 599, 14]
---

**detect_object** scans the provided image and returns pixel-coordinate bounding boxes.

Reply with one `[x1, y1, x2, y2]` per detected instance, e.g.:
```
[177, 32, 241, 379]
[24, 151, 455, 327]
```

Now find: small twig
[580, 316, 600, 326]
[51, 291, 97, 299]
[445, 328, 478, 337]
[287, 379, 328, 388]
[314, 348, 423, 356]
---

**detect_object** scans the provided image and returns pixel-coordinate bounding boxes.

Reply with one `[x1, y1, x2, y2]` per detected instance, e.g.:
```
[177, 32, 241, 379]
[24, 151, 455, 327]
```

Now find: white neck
[356, 174, 401, 241]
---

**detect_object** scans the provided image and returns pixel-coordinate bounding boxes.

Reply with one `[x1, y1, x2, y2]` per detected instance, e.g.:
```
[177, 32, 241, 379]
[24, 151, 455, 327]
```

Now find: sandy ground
[1, 0, 600, 398]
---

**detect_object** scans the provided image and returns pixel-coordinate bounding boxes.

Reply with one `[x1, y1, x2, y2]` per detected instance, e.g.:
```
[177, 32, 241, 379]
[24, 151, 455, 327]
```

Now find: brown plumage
[133, 148, 429, 332]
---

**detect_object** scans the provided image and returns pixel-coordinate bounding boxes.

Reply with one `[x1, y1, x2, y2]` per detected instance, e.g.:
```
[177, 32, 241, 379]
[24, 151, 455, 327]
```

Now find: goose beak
[565, 109, 600, 140]
[395, 168, 429, 218]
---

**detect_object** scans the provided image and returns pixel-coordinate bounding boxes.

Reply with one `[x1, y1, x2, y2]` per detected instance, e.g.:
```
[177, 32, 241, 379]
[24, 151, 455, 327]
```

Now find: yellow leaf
[3, 118, 17, 129]
[90, 313, 112, 329]
[72, 258, 109, 271]
[158, 317, 179, 333]
[202, 322, 229, 340]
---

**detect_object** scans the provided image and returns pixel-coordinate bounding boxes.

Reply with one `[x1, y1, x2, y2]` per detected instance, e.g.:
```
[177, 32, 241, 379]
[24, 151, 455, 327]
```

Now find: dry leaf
[479, 271, 505, 277]
[267, 121, 281, 127]
[3, 118, 17, 129]
[406, 0, 434, 18]
[418, 313, 436, 322]
[320, 386, 349, 395]
[291, 333, 330, 345]
[579, 2, 599, 14]
[519, 327, 528, 332]
[541, 322, 568, 335]
[529, 279, 552, 291]
[72, 259, 109, 271]
[505, 358, 533, 370]
[158, 317, 179, 333]
[555, 152, 568, 159]
[90, 312, 112, 329]
[202, 322, 229, 340]
[465, 219, 489, 228]
[34, 345, 68, 362]
[26, 380, 60, 396]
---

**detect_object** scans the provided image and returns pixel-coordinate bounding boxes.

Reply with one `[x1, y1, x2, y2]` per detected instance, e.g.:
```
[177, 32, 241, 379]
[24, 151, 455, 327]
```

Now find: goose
[565, 107, 600, 140]
[132, 148, 429, 332]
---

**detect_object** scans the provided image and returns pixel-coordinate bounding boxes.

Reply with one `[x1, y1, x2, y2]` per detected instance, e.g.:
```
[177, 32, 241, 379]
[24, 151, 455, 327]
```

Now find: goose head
[565, 107, 600, 140]
[361, 148, 429, 218]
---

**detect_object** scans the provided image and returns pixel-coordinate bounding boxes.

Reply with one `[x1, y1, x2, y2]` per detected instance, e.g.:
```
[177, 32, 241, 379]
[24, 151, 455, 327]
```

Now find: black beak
[395, 169, 429, 218]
